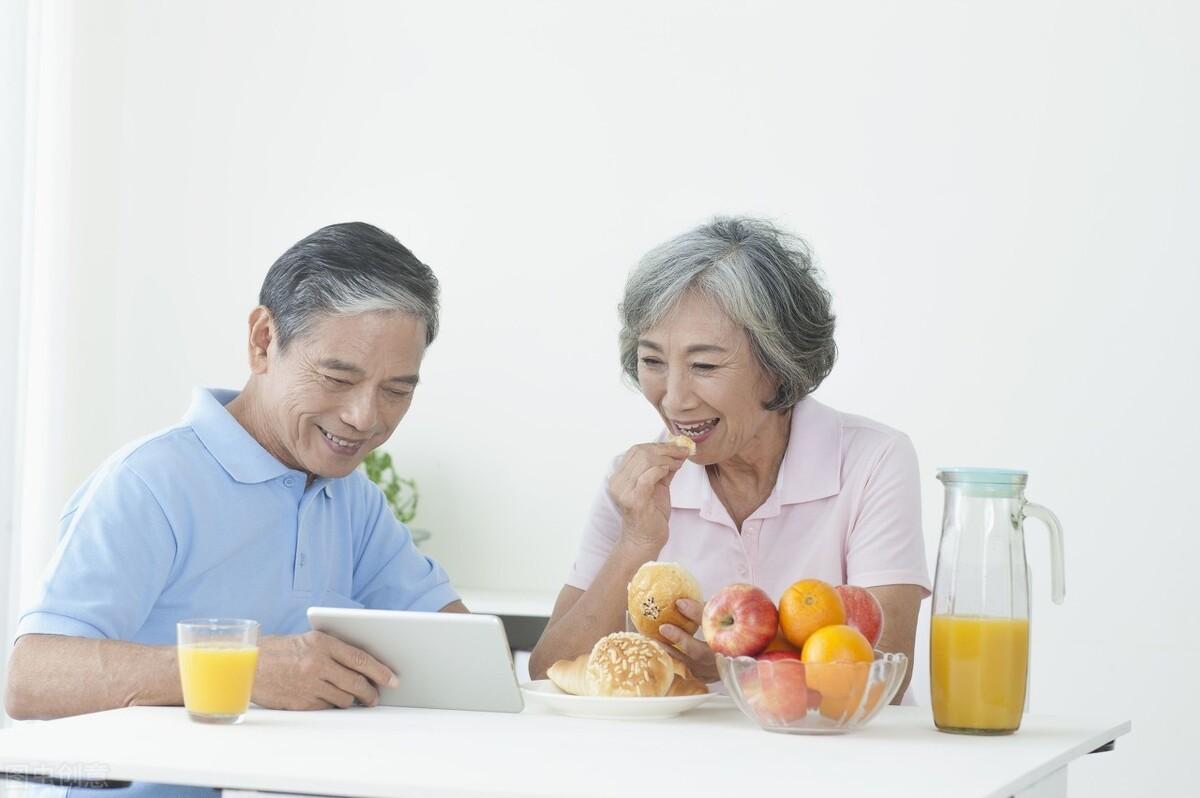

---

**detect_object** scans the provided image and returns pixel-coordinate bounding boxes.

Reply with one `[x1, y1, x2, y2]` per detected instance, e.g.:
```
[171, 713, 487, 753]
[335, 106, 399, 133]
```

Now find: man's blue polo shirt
[18, 386, 458, 646]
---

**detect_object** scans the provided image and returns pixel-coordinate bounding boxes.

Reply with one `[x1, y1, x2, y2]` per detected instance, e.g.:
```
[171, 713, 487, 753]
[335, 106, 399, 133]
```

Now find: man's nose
[341, 387, 380, 433]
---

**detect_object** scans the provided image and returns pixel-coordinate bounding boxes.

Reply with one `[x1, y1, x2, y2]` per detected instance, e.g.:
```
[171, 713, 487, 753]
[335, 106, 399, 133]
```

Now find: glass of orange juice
[177, 619, 260, 724]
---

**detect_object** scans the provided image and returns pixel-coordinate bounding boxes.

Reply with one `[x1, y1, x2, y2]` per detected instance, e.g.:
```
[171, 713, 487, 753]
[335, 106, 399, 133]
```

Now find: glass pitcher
[929, 468, 1064, 735]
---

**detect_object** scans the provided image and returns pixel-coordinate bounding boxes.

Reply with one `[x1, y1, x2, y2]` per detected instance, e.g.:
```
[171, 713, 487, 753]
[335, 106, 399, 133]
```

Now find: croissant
[547, 653, 590, 696]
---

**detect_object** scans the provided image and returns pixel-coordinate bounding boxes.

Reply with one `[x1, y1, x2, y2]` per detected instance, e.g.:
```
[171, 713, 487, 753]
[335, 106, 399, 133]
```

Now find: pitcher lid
[936, 467, 1028, 486]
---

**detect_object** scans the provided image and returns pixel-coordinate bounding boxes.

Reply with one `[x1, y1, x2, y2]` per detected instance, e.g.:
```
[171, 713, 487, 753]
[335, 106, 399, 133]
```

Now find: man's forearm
[5, 634, 182, 720]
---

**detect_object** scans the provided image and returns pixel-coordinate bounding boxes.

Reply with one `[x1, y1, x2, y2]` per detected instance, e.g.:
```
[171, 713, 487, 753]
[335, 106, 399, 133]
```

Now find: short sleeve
[351, 484, 459, 613]
[16, 463, 177, 641]
[845, 434, 932, 594]
[565, 466, 623, 591]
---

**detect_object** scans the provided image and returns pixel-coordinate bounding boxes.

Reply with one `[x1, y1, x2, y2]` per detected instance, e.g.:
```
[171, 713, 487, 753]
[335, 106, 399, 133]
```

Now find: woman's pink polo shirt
[566, 397, 932, 603]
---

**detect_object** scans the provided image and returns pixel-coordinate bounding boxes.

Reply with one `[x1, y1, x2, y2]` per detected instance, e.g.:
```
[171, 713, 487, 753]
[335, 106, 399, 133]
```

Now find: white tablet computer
[307, 607, 524, 713]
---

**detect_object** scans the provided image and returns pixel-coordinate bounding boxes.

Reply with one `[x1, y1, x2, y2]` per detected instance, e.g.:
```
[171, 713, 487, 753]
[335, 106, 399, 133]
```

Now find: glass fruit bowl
[715, 651, 908, 734]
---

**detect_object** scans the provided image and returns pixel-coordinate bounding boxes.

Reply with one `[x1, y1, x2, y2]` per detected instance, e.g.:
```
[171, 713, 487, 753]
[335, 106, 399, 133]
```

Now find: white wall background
[6, 0, 1198, 793]
[1, 0, 29, 734]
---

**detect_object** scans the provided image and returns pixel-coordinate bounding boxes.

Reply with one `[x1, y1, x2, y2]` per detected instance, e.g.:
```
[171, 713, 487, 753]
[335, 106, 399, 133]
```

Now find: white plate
[520, 680, 718, 720]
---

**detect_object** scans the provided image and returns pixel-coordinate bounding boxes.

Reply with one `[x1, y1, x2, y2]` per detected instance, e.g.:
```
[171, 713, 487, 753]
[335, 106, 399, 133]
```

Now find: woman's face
[636, 290, 782, 466]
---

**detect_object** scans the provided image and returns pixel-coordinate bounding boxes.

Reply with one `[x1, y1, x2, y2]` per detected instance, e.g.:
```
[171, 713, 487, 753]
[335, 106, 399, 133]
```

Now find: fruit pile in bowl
[703, 580, 908, 734]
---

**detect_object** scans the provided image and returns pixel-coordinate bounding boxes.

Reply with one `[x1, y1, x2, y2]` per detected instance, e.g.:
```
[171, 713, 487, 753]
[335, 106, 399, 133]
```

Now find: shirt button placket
[289, 475, 310, 591]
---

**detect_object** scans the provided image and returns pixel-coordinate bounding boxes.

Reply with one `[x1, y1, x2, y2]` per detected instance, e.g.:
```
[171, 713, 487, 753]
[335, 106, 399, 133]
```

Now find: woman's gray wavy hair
[619, 217, 837, 412]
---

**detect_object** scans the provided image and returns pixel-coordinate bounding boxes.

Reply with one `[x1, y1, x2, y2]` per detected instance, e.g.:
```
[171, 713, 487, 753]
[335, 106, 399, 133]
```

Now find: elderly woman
[529, 218, 930, 697]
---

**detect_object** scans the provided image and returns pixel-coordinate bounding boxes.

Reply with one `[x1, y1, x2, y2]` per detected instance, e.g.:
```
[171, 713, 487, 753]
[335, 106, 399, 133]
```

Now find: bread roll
[627, 561, 703, 645]
[585, 632, 675, 697]
[547, 653, 590, 696]
[666, 676, 708, 697]
[666, 658, 708, 696]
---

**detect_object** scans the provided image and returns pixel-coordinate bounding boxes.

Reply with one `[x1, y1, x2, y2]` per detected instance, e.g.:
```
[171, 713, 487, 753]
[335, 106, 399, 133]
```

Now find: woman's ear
[247, 306, 275, 374]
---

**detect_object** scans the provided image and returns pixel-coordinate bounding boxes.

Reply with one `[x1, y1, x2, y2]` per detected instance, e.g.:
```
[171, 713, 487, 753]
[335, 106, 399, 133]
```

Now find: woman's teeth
[322, 429, 360, 448]
[675, 419, 718, 439]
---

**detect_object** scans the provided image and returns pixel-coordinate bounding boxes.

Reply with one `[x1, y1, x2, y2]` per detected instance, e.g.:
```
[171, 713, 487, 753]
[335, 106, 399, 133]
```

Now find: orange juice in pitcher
[929, 468, 1064, 735]
[930, 615, 1028, 732]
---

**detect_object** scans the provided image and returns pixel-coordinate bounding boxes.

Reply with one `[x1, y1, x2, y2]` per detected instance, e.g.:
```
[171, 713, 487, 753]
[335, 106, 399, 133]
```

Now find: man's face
[259, 310, 426, 478]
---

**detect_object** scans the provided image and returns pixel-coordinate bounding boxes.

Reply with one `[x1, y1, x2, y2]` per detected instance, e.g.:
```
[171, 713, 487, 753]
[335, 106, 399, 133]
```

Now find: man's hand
[253, 631, 398, 710]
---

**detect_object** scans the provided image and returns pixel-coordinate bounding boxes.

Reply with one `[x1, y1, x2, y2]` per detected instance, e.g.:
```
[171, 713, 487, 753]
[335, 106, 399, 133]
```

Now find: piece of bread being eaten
[668, 434, 697, 456]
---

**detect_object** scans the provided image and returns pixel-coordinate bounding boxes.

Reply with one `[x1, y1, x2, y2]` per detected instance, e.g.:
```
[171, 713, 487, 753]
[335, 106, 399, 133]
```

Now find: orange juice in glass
[930, 615, 1029, 733]
[177, 619, 259, 724]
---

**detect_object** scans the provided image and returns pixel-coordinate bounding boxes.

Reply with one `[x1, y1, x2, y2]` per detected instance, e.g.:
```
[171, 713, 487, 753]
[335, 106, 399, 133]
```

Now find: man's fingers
[323, 636, 398, 688]
[323, 662, 381, 707]
[315, 680, 357, 710]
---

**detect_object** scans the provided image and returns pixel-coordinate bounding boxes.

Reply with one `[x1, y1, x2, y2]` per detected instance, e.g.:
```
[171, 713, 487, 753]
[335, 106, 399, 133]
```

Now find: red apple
[757, 650, 802, 662]
[740, 659, 809, 723]
[702, 583, 779, 657]
[835, 585, 884, 647]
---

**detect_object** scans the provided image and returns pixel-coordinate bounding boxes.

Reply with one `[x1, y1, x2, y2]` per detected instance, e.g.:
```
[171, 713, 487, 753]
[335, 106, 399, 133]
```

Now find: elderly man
[5, 223, 462, 750]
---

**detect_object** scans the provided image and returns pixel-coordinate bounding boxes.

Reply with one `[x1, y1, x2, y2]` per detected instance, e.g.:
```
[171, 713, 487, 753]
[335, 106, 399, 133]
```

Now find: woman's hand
[608, 442, 690, 552]
[658, 598, 719, 683]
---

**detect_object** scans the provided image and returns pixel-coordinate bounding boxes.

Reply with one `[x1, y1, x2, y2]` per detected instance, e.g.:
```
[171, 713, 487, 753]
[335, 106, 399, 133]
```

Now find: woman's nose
[663, 369, 697, 410]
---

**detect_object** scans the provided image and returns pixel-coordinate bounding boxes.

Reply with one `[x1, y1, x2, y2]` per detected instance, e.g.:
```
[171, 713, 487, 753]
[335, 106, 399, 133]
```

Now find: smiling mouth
[318, 426, 365, 451]
[674, 418, 719, 439]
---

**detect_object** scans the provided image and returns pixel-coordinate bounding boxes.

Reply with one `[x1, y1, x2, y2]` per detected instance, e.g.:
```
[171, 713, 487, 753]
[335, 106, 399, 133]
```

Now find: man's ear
[247, 306, 275, 375]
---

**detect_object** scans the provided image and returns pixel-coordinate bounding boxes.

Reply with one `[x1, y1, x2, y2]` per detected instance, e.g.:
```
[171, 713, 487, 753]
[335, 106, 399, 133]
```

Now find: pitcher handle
[1024, 502, 1066, 604]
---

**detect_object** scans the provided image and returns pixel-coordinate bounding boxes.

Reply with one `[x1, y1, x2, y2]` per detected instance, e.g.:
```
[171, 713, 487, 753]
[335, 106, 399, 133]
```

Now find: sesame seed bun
[585, 632, 675, 697]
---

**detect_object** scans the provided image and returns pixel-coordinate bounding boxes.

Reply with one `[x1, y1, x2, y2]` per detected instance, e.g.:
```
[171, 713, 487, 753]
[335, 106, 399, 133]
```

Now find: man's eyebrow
[318, 358, 365, 374]
[636, 340, 728, 355]
[318, 359, 420, 386]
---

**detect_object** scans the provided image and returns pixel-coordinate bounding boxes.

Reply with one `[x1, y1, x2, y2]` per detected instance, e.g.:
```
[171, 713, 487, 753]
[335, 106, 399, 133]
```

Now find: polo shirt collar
[186, 388, 340, 498]
[668, 396, 842, 515]
[777, 396, 842, 505]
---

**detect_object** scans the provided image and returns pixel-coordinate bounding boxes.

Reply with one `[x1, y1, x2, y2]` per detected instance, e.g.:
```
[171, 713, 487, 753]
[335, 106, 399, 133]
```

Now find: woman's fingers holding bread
[674, 598, 705, 626]
[658, 624, 718, 683]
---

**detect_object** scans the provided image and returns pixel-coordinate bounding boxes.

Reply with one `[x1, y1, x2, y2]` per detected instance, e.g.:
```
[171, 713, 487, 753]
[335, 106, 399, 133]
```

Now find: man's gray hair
[259, 221, 439, 350]
[619, 217, 836, 411]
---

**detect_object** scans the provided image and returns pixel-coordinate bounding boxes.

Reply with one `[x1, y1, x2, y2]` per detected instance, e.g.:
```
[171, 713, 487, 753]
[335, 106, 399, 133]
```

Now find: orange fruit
[762, 625, 800, 654]
[778, 579, 845, 649]
[800, 624, 874, 665]
[801, 625, 874, 720]
[805, 661, 870, 720]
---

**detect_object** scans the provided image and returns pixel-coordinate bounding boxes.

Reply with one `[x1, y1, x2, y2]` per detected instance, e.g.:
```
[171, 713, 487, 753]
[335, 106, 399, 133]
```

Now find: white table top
[0, 702, 1129, 798]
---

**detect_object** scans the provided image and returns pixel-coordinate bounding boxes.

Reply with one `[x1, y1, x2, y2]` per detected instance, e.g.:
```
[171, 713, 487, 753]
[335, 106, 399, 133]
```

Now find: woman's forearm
[5, 634, 182, 720]
[529, 539, 659, 680]
[866, 584, 923, 704]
